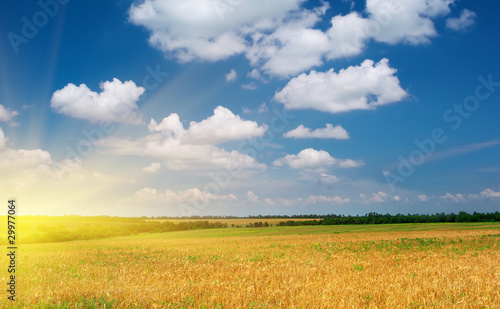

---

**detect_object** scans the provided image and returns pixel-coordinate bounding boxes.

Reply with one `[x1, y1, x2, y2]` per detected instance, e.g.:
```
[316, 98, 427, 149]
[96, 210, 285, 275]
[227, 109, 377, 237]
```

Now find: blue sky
[0, 0, 499, 216]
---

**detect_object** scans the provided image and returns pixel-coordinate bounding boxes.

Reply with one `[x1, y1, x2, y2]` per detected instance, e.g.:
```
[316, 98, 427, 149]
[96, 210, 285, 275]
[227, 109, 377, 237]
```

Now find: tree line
[278, 211, 500, 226]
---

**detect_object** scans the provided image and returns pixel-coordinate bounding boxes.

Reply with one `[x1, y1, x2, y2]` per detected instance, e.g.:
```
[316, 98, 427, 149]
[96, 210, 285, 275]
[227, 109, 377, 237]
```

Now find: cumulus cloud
[307, 195, 350, 204]
[247, 69, 263, 80]
[225, 69, 237, 82]
[440, 192, 467, 202]
[247, 191, 259, 203]
[246, 4, 331, 77]
[273, 148, 336, 170]
[319, 173, 339, 185]
[274, 59, 407, 113]
[480, 189, 500, 199]
[417, 194, 429, 202]
[241, 82, 257, 90]
[370, 191, 388, 203]
[0, 147, 51, 171]
[326, 12, 369, 59]
[365, 0, 453, 45]
[128, 0, 300, 62]
[435, 189, 500, 202]
[257, 103, 269, 113]
[134, 187, 238, 205]
[283, 123, 349, 139]
[338, 159, 364, 168]
[360, 191, 401, 203]
[0, 128, 119, 197]
[275, 197, 302, 206]
[0, 152, 116, 188]
[264, 198, 275, 205]
[142, 162, 161, 173]
[446, 9, 476, 31]
[129, 0, 457, 77]
[100, 106, 267, 170]
[147, 106, 267, 145]
[243, 103, 269, 115]
[0, 105, 19, 126]
[183, 106, 267, 144]
[273, 148, 362, 171]
[50, 78, 145, 124]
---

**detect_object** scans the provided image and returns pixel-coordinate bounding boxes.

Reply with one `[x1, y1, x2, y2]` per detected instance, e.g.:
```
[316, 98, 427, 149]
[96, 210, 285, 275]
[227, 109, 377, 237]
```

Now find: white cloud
[0, 127, 6, 150]
[247, 69, 263, 80]
[186, 106, 267, 144]
[0, 150, 117, 189]
[264, 198, 275, 205]
[147, 106, 267, 145]
[129, 0, 456, 77]
[480, 189, 500, 199]
[134, 187, 238, 205]
[134, 187, 158, 199]
[257, 102, 269, 113]
[247, 0, 455, 76]
[338, 159, 364, 168]
[242, 107, 252, 114]
[142, 162, 161, 173]
[0, 148, 51, 171]
[283, 123, 349, 139]
[446, 9, 476, 31]
[319, 173, 339, 185]
[241, 82, 257, 90]
[307, 195, 350, 204]
[440, 192, 466, 202]
[371, 191, 388, 203]
[185, 106, 267, 144]
[417, 194, 429, 202]
[50, 78, 145, 124]
[128, 0, 301, 62]
[274, 59, 407, 114]
[275, 197, 302, 206]
[243, 102, 269, 114]
[274, 148, 363, 171]
[273, 148, 336, 170]
[365, 0, 453, 45]
[225, 69, 237, 82]
[434, 189, 500, 202]
[247, 6, 331, 77]
[360, 191, 401, 203]
[0, 105, 19, 126]
[326, 12, 369, 59]
[0, 128, 120, 206]
[102, 136, 264, 171]
[247, 191, 259, 203]
[100, 106, 266, 171]
[326, 0, 455, 57]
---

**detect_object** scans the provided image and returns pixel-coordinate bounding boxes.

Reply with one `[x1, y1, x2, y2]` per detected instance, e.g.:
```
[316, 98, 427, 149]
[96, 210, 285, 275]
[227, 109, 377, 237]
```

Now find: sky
[0, 0, 499, 217]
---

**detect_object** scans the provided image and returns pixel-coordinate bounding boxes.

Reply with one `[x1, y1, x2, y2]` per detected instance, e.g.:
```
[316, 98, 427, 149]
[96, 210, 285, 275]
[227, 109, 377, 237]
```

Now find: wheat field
[2, 224, 500, 308]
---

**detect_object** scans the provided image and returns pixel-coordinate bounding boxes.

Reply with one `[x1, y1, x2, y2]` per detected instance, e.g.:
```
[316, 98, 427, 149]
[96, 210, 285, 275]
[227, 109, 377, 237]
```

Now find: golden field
[1, 223, 500, 308]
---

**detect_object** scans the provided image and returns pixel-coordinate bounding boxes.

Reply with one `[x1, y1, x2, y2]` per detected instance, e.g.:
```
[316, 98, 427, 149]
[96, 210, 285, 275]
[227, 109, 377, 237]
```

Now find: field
[2, 222, 500, 308]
